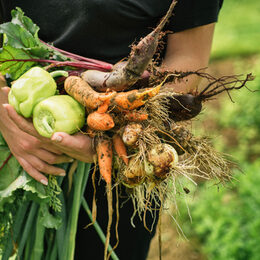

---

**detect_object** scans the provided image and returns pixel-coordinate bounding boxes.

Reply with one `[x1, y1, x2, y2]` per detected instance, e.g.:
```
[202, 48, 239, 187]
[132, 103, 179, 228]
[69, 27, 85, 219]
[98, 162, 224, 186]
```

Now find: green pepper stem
[50, 70, 69, 78]
[41, 116, 54, 134]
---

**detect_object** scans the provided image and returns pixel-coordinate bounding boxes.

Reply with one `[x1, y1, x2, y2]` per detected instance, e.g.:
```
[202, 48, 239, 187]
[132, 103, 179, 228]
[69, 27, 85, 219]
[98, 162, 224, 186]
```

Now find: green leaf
[0, 171, 28, 211]
[11, 7, 40, 39]
[39, 203, 62, 229]
[0, 22, 38, 49]
[0, 45, 36, 79]
[0, 148, 21, 190]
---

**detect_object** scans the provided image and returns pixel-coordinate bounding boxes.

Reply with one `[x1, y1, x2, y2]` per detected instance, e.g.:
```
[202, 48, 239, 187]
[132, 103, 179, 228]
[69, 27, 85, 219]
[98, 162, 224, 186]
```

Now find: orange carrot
[96, 138, 113, 184]
[111, 84, 161, 110]
[64, 76, 116, 110]
[112, 134, 129, 165]
[87, 111, 115, 131]
[123, 110, 148, 122]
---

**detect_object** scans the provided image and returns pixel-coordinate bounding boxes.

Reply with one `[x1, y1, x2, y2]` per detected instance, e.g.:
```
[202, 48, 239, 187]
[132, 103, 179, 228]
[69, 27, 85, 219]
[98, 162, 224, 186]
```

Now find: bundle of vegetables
[0, 1, 254, 260]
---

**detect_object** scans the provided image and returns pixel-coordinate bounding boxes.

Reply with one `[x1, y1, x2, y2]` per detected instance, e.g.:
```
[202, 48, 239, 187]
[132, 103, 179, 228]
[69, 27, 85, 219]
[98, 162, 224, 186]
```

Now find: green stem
[82, 198, 119, 260]
[49, 242, 58, 260]
[65, 161, 90, 260]
[50, 70, 69, 78]
[41, 116, 54, 134]
[24, 226, 36, 260]
[16, 203, 39, 259]
[56, 190, 67, 260]
[31, 209, 45, 260]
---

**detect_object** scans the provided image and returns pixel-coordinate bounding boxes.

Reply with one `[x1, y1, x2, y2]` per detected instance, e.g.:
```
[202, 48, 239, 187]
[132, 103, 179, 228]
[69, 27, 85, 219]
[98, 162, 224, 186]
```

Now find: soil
[147, 212, 207, 260]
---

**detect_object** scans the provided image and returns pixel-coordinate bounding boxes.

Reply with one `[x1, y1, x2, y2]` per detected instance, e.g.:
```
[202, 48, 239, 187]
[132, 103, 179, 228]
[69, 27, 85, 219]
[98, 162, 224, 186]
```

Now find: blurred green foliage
[201, 56, 260, 162]
[176, 1, 260, 259]
[211, 0, 260, 59]
[178, 159, 260, 260]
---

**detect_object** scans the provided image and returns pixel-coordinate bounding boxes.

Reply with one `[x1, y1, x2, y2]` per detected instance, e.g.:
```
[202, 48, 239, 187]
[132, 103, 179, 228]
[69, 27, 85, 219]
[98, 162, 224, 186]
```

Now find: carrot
[81, 0, 177, 92]
[64, 76, 116, 110]
[111, 84, 161, 110]
[112, 134, 129, 165]
[87, 111, 115, 131]
[123, 110, 148, 122]
[95, 137, 114, 260]
[96, 138, 113, 184]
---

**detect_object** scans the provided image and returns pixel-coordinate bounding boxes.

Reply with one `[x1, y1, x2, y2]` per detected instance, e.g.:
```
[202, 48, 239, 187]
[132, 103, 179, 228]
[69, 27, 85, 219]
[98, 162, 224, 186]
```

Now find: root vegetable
[112, 84, 161, 110]
[64, 76, 116, 110]
[147, 143, 178, 179]
[122, 123, 143, 146]
[87, 111, 115, 131]
[112, 134, 129, 165]
[122, 158, 145, 187]
[96, 138, 113, 184]
[123, 110, 148, 122]
[81, 64, 150, 92]
[81, 0, 177, 92]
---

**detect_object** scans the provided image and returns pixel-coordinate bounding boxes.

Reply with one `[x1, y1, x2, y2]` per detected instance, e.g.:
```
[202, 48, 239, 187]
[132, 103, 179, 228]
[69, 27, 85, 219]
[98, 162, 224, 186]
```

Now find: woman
[0, 0, 223, 259]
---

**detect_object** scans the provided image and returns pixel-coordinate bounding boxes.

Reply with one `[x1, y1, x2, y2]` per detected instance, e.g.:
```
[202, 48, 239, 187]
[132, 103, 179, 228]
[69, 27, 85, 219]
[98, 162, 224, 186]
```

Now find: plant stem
[82, 198, 119, 260]
[50, 70, 69, 78]
[41, 40, 113, 68]
[65, 161, 90, 260]
[16, 203, 38, 259]
[0, 152, 12, 171]
[31, 209, 45, 260]
[0, 58, 112, 71]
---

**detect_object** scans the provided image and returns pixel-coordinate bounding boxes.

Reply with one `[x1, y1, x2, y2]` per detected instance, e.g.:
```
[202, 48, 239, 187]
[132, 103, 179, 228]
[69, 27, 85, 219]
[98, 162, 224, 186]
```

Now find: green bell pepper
[33, 95, 86, 138]
[8, 67, 68, 118]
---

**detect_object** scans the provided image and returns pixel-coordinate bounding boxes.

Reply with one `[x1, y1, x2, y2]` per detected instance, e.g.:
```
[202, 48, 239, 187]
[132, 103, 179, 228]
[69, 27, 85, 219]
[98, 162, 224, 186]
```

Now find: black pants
[75, 173, 159, 260]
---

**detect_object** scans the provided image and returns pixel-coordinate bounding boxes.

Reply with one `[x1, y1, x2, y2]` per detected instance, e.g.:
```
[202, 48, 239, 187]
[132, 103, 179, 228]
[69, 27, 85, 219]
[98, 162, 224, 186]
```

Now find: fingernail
[58, 172, 66, 176]
[41, 179, 48, 186]
[53, 135, 62, 142]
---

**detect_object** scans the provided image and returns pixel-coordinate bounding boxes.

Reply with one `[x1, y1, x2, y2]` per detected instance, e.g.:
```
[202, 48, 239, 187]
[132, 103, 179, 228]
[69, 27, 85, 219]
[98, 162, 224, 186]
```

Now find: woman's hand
[1, 87, 95, 185]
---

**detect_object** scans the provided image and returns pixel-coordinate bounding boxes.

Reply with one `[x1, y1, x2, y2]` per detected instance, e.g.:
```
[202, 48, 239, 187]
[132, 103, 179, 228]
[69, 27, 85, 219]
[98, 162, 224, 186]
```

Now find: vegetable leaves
[0, 7, 65, 80]
[0, 45, 36, 79]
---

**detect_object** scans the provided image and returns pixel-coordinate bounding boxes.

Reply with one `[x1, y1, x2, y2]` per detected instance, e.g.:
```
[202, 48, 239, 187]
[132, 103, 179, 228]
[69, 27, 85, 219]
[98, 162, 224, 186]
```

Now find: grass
[211, 0, 260, 59]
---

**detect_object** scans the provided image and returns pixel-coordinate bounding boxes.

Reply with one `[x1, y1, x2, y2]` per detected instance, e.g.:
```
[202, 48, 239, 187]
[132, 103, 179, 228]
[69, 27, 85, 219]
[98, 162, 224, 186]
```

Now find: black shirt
[1, 0, 223, 64]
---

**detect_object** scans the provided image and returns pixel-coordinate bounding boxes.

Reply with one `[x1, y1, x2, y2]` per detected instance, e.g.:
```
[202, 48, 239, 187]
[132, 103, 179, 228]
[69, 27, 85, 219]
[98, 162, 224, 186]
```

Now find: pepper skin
[8, 67, 57, 118]
[33, 95, 85, 138]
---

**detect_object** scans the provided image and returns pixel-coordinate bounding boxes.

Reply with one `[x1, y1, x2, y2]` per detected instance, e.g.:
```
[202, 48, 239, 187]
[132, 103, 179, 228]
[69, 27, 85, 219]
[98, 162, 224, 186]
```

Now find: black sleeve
[166, 0, 224, 32]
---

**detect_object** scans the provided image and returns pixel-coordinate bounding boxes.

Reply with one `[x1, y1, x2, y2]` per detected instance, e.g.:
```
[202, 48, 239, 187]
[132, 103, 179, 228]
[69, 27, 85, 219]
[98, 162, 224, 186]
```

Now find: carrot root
[64, 76, 116, 110]
[87, 111, 115, 131]
[112, 134, 129, 165]
[96, 138, 113, 184]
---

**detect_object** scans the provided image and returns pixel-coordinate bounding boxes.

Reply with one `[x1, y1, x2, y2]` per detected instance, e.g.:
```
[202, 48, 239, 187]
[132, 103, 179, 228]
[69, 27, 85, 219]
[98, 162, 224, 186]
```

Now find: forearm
[161, 23, 215, 93]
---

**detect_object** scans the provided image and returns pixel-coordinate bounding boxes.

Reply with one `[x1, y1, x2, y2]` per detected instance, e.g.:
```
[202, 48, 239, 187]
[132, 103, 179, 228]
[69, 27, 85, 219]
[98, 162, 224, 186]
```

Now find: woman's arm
[161, 23, 216, 93]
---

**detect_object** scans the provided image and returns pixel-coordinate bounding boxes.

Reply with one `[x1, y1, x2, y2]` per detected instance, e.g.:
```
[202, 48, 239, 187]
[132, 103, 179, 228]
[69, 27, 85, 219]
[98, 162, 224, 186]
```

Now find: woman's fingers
[17, 154, 67, 186]
[51, 132, 95, 163]
[34, 148, 74, 165]
[3, 104, 40, 137]
[18, 157, 49, 185]
[4, 104, 65, 155]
